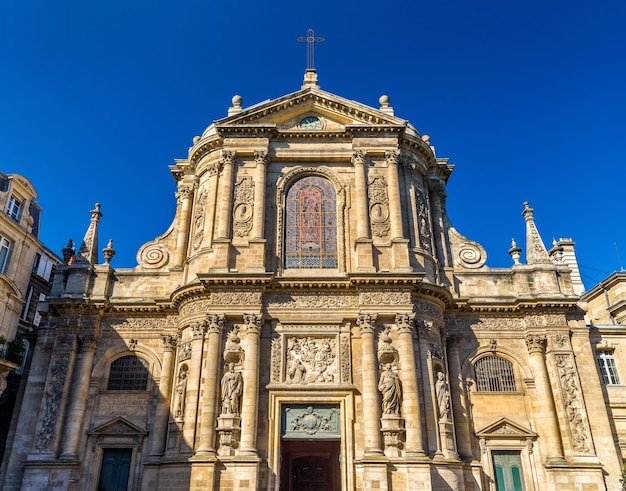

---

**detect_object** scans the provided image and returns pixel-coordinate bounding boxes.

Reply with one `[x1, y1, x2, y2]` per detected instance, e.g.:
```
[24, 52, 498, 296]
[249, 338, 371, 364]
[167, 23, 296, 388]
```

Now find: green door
[493, 451, 525, 491]
[98, 448, 132, 491]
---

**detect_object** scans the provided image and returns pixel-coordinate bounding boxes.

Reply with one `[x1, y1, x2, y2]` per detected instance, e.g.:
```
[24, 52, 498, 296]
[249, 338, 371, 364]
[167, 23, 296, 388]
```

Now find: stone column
[150, 335, 177, 456]
[352, 150, 370, 240]
[385, 150, 403, 239]
[525, 334, 565, 462]
[196, 314, 225, 455]
[356, 314, 383, 455]
[173, 184, 193, 267]
[216, 151, 236, 240]
[238, 314, 262, 455]
[396, 314, 426, 457]
[60, 335, 97, 459]
[446, 335, 473, 460]
[182, 323, 205, 453]
[252, 151, 267, 239]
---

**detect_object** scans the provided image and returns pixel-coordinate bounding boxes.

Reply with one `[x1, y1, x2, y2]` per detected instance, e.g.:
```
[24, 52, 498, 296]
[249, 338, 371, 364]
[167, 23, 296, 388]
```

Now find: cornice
[453, 298, 580, 313]
[187, 136, 224, 170]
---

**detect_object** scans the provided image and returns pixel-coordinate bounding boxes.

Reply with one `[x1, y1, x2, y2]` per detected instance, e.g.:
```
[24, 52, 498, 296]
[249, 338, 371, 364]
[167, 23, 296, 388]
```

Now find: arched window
[474, 355, 516, 392]
[107, 355, 149, 391]
[285, 176, 337, 269]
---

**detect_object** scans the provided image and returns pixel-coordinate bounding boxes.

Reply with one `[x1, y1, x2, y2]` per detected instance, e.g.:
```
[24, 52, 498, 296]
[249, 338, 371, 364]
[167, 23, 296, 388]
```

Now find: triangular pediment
[214, 86, 408, 132]
[89, 417, 146, 436]
[475, 418, 537, 439]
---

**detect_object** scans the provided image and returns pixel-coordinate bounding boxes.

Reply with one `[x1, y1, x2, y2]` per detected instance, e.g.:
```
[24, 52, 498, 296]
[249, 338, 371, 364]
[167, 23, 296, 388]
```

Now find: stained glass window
[285, 176, 337, 269]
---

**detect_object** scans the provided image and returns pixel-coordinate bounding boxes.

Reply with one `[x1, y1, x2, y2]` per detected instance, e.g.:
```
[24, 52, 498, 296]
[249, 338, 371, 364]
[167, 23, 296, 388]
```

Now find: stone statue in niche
[378, 363, 402, 415]
[435, 371, 450, 420]
[220, 363, 243, 415]
[175, 364, 188, 419]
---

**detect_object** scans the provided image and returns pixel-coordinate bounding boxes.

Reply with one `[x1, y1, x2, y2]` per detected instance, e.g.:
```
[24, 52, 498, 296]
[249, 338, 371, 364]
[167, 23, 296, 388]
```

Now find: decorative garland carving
[285, 337, 337, 384]
[267, 293, 357, 309]
[360, 291, 411, 305]
[232, 176, 254, 238]
[35, 357, 69, 451]
[340, 334, 351, 383]
[192, 186, 208, 250]
[368, 176, 390, 237]
[270, 335, 282, 383]
[105, 317, 166, 331]
[555, 354, 592, 454]
[212, 291, 263, 305]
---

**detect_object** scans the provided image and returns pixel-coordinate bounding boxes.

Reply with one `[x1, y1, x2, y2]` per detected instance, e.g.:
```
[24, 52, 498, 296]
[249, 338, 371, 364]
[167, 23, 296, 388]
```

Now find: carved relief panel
[232, 176, 254, 238]
[368, 175, 390, 237]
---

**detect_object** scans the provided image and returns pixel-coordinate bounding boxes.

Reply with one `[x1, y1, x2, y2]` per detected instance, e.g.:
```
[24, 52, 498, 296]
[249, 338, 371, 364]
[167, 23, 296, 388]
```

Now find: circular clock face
[299, 116, 322, 130]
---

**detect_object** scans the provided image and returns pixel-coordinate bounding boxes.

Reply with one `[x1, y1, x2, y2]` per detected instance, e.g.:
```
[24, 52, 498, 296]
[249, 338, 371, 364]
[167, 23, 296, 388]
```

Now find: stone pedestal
[438, 419, 459, 460]
[380, 415, 405, 457]
[217, 415, 241, 456]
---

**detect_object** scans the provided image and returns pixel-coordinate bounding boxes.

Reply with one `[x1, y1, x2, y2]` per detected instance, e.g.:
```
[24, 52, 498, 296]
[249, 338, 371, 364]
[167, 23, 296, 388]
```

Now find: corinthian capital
[395, 313, 415, 335]
[385, 149, 400, 166]
[351, 150, 367, 167]
[243, 313, 263, 334]
[221, 150, 236, 166]
[161, 334, 178, 352]
[525, 334, 546, 354]
[356, 313, 377, 334]
[175, 185, 193, 202]
[78, 335, 98, 353]
[254, 150, 269, 165]
[204, 314, 226, 334]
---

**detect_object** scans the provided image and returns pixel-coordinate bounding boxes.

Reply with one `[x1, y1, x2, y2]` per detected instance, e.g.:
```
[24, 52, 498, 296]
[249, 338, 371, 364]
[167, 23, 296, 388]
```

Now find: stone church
[1, 69, 622, 490]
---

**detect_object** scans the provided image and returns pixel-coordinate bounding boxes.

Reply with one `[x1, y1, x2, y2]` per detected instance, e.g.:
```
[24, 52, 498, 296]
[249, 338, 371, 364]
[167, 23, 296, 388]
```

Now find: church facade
[2, 70, 622, 490]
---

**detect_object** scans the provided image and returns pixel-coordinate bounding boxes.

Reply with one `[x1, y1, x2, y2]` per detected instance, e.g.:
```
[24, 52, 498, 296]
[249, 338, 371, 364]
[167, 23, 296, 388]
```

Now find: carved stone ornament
[360, 291, 411, 305]
[340, 334, 351, 383]
[232, 176, 254, 238]
[368, 176, 390, 237]
[351, 150, 367, 167]
[161, 334, 177, 351]
[415, 190, 432, 252]
[377, 326, 398, 365]
[285, 337, 337, 384]
[177, 341, 192, 362]
[175, 185, 192, 204]
[192, 187, 208, 250]
[204, 314, 225, 334]
[555, 354, 592, 454]
[267, 293, 357, 309]
[78, 335, 97, 353]
[284, 406, 340, 438]
[395, 313, 415, 335]
[213, 291, 263, 305]
[270, 335, 282, 383]
[224, 326, 244, 364]
[243, 313, 263, 334]
[356, 313, 377, 335]
[35, 357, 69, 451]
[435, 371, 451, 421]
[136, 243, 169, 269]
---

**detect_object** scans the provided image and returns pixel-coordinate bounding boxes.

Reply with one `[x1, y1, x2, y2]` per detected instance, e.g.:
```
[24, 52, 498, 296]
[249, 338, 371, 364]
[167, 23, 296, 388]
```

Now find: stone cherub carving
[378, 363, 402, 415]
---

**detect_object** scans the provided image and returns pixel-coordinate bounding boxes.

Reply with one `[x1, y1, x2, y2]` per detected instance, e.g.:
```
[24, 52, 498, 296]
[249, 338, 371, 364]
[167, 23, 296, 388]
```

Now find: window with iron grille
[597, 351, 620, 385]
[107, 355, 149, 391]
[474, 355, 516, 392]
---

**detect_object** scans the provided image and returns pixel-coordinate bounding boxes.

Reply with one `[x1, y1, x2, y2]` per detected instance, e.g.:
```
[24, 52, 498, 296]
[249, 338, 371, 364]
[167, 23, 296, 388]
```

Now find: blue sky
[1, 1, 624, 289]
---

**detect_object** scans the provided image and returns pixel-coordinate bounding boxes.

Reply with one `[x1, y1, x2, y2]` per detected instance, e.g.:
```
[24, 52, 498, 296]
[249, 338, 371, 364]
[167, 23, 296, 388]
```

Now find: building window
[0, 236, 11, 274]
[32, 253, 41, 273]
[597, 351, 620, 385]
[474, 355, 516, 392]
[107, 356, 149, 391]
[285, 175, 337, 269]
[492, 451, 525, 491]
[6, 196, 21, 221]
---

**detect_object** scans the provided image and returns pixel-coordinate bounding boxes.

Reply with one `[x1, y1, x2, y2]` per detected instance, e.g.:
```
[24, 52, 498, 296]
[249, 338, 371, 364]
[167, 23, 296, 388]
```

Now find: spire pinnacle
[74, 203, 102, 265]
[522, 201, 550, 264]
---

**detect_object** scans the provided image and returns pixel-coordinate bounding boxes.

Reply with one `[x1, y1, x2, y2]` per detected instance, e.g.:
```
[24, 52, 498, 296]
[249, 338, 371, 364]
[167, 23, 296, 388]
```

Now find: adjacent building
[0, 173, 60, 462]
[2, 71, 623, 490]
